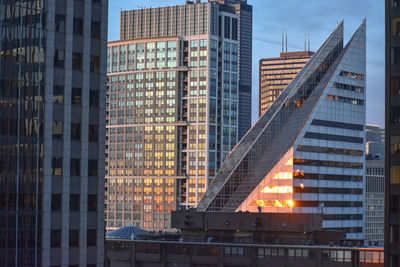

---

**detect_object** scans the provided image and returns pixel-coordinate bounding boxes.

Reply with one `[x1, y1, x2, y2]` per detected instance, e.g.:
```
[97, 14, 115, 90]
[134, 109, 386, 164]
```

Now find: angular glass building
[0, 0, 108, 266]
[198, 21, 366, 241]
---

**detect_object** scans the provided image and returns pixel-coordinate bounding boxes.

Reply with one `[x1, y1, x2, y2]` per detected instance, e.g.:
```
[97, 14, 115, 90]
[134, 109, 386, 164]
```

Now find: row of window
[52, 158, 98, 176]
[55, 15, 101, 39]
[293, 158, 363, 169]
[326, 94, 364, 105]
[296, 144, 363, 156]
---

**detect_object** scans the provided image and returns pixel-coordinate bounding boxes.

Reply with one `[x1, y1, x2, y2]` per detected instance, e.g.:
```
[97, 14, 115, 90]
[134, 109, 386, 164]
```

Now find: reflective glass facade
[0, 0, 108, 266]
[106, 2, 240, 231]
[0, 1, 45, 265]
[198, 22, 366, 241]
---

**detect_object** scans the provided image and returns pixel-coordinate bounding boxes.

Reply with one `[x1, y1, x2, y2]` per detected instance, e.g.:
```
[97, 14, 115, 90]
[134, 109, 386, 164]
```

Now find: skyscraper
[0, 0, 108, 266]
[198, 21, 366, 241]
[385, 0, 400, 265]
[365, 125, 385, 246]
[119, 0, 252, 140]
[106, 1, 241, 230]
[259, 51, 314, 116]
[208, 0, 253, 139]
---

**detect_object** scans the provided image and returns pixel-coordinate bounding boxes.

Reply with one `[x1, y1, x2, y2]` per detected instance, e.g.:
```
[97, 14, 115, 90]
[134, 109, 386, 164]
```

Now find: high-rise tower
[198, 21, 366, 241]
[259, 51, 314, 116]
[0, 0, 108, 266]
[385, 0, 400, 265]
[106, 1, 243, 231]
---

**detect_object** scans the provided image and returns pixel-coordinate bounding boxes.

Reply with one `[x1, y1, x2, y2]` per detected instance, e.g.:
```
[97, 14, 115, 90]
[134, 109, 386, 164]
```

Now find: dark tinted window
[70, 159, 80, 176]
[55, 14, 65, 32]
[70, 194, 80, 211]
[72, 87, 82, 105]
[73, 17, 83, 35]
[88, 194, 97, 211]
[87, 229, 97, 246]
[91, 21, 101, 38]
[51, 194, 62, 211]
[90, 90, 99, 107]
[88, 160, 98, 176]
[71, 123, 81, 140]
[54, 49, 65, 68]
[72, 53, 82, 70]
[69, 230, 79, 247]
[51, 230, 61, 247]
[89, 125, 98, 142]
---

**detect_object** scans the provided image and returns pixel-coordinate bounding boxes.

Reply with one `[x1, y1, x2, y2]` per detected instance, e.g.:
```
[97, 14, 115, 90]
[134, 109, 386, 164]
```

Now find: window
[91, 21, 101, 38]
[72, 87, 82, 105]
[190, 40, 198, 48]
[53, 85, 64, 103]
[87, 229, 97, 246]
[51, 230, 61, 247]
[70, 194, 80, 211]
[71, 123, 81, 140]
[224, 16, 231, 39]
[55, 14, 65, 32]
[69, 230, 79, 247]
[51, 194, 62, 211]
[391, 166, 400, 184]
[52, 158, 62, 176]
[73, 17, 83, 35]
[70, 159, 80, 176]
[52, 121, 63, 139]
[88, 160, 98, 176]
[89, 90, 99, 107]
[88, 194, 97, 211]
[90, 55, 100, 73]
[72, 53, 82, 70]
[54, 49, 65, 68]
[89, 125, 99, 142]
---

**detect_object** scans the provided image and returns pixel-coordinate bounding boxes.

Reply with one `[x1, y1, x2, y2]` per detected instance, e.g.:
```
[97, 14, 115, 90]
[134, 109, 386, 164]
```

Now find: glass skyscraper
[198, 21, 366, 241]
[105, 1, 247, 231]
[0, 0, 108, 266]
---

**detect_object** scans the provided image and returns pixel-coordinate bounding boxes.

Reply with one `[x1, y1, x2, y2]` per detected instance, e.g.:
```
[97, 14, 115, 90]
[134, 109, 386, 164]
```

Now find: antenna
[285, 29, 287, 53]
[282, 29, 284, 53]
[308, 33, 311, 51]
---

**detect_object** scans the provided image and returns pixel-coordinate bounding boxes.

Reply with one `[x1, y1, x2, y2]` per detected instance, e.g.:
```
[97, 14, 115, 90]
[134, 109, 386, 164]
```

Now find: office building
[365, 159, 385, 246]
[198, 21, 366, 241]
[385, 0, 400, 266]
[0, 0, 108, 266]
[365, 125, 385, 246]
[259, 51, 314, 116]
[119, 0, 253, 140]
[106, 1, 243, 231]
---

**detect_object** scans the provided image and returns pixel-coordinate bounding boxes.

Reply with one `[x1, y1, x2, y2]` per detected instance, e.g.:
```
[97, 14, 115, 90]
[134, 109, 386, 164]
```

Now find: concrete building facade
[0, 0, 108, 266]
[259, 51, 313, 116]
[105, 1, 244, 231]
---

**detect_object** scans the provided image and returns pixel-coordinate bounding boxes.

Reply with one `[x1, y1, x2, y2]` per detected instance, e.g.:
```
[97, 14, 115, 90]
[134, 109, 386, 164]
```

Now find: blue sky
[108, 0, 384, 127]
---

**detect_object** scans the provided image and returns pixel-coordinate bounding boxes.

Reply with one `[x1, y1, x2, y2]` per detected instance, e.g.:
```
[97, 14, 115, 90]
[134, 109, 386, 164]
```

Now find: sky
[108, 0, 385, 128]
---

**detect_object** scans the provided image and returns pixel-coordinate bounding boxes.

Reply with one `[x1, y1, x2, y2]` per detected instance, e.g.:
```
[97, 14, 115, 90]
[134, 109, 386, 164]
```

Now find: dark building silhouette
[385, 0, 400, 266]
[0, 0, 108, 266]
